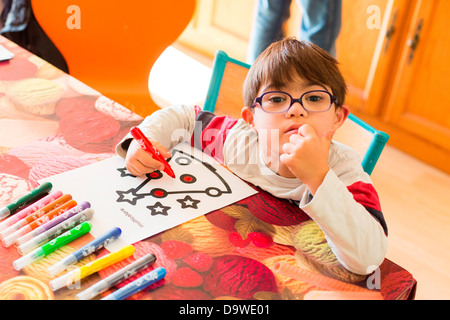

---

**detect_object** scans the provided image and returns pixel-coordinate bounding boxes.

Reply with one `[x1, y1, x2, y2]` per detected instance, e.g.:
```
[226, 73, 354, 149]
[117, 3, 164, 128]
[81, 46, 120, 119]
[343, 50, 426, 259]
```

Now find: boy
[116, 38, 388, 275]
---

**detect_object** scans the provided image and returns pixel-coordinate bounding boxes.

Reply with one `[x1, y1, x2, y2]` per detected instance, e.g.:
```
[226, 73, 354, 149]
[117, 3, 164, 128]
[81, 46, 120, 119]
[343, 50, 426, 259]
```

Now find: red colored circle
[154, 190, 164, 197]
[151, 188, 167, 198]
[150, 172, 160, 178]
[180, 174, 196, 184]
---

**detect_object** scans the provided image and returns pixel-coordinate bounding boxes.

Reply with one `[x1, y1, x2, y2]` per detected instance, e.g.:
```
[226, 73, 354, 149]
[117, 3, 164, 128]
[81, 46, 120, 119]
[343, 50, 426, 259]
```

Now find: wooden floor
[149, 45, 450, 300]
[370, 145, 450, 300]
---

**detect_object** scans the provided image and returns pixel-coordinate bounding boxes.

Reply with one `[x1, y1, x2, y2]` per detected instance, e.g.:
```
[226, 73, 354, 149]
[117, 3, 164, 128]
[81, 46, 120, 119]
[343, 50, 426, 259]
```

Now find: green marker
[0, 182, 53, 220]
[13, 221, 92, 271]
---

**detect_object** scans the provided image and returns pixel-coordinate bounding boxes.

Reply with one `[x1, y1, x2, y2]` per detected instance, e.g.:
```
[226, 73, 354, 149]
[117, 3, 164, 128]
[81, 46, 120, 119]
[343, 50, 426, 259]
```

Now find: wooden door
[382, 0, 450, 170]
[337, 0, 402, 116]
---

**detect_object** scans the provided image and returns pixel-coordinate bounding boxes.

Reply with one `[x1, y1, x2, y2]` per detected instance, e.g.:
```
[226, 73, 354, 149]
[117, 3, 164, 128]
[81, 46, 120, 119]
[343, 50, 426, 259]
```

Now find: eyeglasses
[253, 90, 338, 114]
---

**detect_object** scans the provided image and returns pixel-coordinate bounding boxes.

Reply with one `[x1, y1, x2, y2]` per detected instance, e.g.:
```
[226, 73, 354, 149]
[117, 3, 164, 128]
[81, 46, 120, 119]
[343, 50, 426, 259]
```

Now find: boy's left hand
[280, 124, 334, 195]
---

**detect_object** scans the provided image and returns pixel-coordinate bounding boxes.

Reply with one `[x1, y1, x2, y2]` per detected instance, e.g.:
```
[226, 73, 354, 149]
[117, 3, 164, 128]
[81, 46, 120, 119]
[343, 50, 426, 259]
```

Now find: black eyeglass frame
[252, 90, 339, 114]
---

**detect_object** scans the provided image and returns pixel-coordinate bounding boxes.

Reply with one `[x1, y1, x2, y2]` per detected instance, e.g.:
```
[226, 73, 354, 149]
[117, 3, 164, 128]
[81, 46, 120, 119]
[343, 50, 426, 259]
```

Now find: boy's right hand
[125, 139, 172, 177]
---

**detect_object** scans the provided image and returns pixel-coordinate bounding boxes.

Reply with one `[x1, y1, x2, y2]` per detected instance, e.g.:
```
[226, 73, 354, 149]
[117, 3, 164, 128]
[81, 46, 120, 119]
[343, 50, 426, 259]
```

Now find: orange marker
[27, 200, 77, 231]
[2, 196, 75, 247]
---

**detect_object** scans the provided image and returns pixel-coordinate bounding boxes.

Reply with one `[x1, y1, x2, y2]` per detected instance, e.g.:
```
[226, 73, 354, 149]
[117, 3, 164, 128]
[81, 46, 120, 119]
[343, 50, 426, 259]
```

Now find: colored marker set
[0, 183, 91, 251]
[0, 182, 167, 300]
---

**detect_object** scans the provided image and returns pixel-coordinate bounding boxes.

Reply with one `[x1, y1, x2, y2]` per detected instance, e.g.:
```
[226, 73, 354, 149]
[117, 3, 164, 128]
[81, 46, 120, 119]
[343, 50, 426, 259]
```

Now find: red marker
[130, 127, 176, 178]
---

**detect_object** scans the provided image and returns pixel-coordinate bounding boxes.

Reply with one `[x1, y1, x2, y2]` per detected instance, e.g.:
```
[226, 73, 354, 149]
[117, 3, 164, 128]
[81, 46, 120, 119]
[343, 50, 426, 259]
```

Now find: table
[0, 36, 417, 300]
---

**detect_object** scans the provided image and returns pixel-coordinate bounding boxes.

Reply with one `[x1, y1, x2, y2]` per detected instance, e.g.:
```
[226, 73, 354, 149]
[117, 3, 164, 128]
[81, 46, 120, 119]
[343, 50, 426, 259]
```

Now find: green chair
[203, 50, 389, 175]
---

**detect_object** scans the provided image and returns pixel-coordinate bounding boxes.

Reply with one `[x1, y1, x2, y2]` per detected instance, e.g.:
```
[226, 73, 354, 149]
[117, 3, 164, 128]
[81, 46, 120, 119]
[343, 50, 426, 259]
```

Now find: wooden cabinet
[336, 0, 450, 173]
[380, 0, 450, 172]
[178, 0, 450, 174]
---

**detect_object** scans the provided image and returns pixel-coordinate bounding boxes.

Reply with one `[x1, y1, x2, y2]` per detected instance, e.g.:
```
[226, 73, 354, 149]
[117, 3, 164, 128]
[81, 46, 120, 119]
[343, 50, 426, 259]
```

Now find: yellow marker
[49, 245, 135, 291]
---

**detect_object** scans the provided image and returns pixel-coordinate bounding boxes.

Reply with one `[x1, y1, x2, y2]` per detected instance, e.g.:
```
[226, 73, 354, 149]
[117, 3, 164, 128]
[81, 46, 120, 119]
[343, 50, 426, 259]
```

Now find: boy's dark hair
[243, 38, 347, 110]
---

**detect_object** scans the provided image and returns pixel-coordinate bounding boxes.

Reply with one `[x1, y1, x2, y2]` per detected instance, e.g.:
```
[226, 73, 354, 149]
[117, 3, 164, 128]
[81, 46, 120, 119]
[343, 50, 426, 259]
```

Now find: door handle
[384, 10, 398, 54]
[407, 19, 423, 64]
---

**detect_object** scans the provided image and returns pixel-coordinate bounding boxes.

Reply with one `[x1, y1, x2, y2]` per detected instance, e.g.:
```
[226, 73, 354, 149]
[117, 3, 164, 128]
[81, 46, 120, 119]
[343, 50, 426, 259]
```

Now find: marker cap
[49, 269, 81, 291]
[47, 255, 77, 277]
[2, 225, 31, 247]
[0, 207, 10, 220]
[75, 283, 102, 301]
[13, 248, 44, 271]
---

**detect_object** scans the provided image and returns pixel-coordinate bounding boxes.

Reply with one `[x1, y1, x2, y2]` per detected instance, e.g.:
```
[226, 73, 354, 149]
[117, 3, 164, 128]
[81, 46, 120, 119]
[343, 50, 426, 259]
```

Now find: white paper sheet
[0, 44, 14, 61]
[42, 143, 257, 251]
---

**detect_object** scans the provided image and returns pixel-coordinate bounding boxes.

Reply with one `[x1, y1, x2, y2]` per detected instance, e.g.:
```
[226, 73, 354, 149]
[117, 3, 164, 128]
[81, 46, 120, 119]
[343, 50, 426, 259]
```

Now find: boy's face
[241, 75, 349, 177]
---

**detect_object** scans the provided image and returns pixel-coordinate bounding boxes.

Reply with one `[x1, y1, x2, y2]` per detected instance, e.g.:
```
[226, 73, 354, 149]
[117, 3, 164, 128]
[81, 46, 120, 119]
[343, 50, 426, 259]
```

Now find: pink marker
[0, 191, 63, 233]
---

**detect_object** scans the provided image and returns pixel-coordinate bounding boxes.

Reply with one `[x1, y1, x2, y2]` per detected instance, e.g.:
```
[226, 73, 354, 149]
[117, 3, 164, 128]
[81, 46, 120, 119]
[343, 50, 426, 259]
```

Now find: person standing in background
[247, 0, 342, 63]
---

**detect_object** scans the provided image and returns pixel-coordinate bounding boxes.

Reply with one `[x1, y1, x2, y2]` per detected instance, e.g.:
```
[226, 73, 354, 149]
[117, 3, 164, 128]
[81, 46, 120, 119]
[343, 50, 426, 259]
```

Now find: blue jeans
[247, 0, 342, 63]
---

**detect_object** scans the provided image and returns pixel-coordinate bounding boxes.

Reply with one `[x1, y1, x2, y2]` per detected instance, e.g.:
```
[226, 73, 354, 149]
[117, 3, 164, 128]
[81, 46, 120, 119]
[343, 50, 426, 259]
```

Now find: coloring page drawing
[42, 143, 257, 251]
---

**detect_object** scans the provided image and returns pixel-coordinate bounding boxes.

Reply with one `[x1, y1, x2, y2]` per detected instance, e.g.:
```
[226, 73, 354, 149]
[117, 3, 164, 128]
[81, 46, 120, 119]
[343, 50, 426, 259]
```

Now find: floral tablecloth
[0, 36, 417, 300]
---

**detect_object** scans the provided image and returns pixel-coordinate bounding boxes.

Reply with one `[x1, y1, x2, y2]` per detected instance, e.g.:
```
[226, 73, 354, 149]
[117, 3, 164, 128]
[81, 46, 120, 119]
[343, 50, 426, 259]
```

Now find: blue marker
[47, 227, 122, 276]
[101, 267, 166, 300]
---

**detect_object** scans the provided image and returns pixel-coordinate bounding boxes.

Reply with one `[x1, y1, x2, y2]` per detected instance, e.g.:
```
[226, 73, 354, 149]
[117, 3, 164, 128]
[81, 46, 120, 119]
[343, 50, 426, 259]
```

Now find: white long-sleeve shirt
[116, 104, 388, 275]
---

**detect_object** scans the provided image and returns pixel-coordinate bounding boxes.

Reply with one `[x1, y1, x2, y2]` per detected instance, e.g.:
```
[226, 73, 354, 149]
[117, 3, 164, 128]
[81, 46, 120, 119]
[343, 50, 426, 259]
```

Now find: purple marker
[15, 202, 91, 247]
[17, 208, 94, 255]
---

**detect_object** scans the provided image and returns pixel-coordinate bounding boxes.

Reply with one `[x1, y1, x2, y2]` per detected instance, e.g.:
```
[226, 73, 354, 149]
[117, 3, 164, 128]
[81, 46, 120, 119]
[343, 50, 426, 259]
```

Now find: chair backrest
[204, 50, 389, 175]
[31, 0, 195, 117]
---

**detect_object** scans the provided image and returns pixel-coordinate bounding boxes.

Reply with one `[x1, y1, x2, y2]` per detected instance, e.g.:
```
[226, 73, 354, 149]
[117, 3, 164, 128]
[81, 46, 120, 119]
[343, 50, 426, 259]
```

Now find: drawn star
[117, 167, 136, 178]
[116, 189, 145, 205]
[147, 202, 171, 216]
[177, 195, 201, 209]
